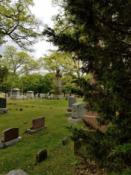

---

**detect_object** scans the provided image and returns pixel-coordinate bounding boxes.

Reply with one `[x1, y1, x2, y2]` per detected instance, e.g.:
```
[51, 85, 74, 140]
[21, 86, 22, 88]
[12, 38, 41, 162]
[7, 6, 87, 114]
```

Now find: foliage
[20, 73, 54, 93]
[0, 0, 40, 49]
[2, 45, 39, 75]
[40, 51, 83, 78]
[44, 0, 131, 173]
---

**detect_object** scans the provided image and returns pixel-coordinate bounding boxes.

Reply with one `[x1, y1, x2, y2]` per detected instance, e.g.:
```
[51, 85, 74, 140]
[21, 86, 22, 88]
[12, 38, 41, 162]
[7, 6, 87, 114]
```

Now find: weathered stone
[67, 96, 76, 111]
[6, 169, 28, 175]
[2, 128, 19, 142]
[71, 102, 86, 119]
[26, 91, 34, 99]
[0, 128, 21, 148]
[31, 117, 45, 130]
[26, 117, 45, 133]
[0, 97, 6, 108]
[83, 112, 107, 133]
[36, 149, 48, 163]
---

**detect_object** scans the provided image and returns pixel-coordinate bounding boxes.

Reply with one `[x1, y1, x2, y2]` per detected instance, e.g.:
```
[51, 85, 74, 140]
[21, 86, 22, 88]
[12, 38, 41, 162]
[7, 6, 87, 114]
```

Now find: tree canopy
[44, 0, 131, 173]
[0, 0, 40, 49]
[2, 45, 39, 75]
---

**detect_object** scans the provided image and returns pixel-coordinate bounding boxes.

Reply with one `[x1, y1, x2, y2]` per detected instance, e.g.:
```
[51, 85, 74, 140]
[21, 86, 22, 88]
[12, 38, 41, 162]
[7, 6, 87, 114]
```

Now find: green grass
[0, 99, 83, 175]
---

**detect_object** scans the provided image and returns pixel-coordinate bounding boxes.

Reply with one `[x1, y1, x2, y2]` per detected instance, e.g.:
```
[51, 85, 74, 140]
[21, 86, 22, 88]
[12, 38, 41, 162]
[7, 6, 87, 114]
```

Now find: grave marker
[26, 117, 45, 133]
[0, 128, 21, 148]
[83, 112, 107, 133]
[67, 96, 76, 112]
[0, 95, 8, 113]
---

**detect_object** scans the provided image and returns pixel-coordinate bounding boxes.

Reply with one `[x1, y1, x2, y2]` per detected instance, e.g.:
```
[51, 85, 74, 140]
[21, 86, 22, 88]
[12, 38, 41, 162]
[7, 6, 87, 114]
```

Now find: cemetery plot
[0, 99, 75, 175]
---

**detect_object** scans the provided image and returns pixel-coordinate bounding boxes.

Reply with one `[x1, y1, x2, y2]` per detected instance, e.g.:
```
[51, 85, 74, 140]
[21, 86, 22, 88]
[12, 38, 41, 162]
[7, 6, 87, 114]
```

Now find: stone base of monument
[0, 108, 8, 114]
[6, 169, 28, 175]
[68, 117, 82, 124]
[26, 127, 46, 134]
[0, 136, 21, 148]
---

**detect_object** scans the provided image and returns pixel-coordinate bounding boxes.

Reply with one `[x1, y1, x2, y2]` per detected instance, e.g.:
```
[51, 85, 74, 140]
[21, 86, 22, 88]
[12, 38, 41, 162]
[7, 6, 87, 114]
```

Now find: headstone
[0, 98, 6, 108]
[26, 91, 34, 99]
[83, 112, 107, 133]
[0, 92, 8, 113]
[3, 128, 19, 142]
[32, 117, 45, 130]
[62, 136, 70, 146]
[11, 88, 21, 99]
[0, 128, 21, 148]
[40, 93, 45, 99]
[6, 169, 28, 175]
[71, 102, 86, 119]
[67, 96, 76, 111]
[26, 117, 45, 133]
[36, 149, 48, 163]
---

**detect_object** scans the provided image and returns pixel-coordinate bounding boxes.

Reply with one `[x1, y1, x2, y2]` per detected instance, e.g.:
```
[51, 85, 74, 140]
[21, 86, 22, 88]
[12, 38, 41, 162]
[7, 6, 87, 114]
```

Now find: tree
[0, 0, 39, 49]
[44, 0, 131, 173]
[2, 45, 39, 75]
[20, 73, 54, 93]
[40, 51, 84, 78]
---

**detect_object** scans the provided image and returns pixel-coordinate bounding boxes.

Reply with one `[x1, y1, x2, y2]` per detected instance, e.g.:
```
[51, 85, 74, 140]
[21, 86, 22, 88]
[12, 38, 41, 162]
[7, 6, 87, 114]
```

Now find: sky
[31, 0, 59, 73]
[0, 0, 59, 58]
[31, 0, 59, 58]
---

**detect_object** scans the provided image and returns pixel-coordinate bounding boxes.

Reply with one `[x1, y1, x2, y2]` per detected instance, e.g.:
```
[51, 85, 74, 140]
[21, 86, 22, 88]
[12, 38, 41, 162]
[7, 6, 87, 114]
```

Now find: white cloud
[31, 0, 59, 58]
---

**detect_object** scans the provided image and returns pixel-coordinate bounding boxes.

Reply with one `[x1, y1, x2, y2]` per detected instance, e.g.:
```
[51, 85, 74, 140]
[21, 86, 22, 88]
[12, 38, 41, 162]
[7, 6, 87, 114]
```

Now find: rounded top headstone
[6, 169, 28, 175]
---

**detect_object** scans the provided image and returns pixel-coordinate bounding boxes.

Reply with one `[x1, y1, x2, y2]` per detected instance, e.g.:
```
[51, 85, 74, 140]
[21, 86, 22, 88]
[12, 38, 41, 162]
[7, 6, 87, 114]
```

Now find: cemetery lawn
[0, 99, 82, 175]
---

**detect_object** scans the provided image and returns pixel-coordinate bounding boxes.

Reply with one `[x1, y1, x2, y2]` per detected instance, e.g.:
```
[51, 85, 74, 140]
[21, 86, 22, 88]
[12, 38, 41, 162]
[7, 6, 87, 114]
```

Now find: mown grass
[0, 99, 83, 175]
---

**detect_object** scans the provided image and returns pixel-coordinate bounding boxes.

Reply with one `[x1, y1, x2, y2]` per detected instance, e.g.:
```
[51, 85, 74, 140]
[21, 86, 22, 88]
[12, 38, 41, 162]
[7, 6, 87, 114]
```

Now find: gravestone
[3, 128, 19, 142]
[71, 102, 86, 119]
[26, 91, 34, 99]
[0, 128, 21, 148]
[67, 96, 76, 112]
[11, 88, 21, 99]
[26, 117, 45, 133]
[83, 112, 107, 133]
[6, 169, 28, 175]
[36, 149, 48, 163]
[0, 92, 8, 113]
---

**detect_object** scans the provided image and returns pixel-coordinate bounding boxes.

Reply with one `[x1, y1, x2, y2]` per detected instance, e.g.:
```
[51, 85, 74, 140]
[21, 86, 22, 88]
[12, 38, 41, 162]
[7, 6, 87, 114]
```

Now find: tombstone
[11, 88, 21, 99]
[0, 128, 21, 148]
[0, 97, 8, 113]
[6, 169, 28, 175]
[83, 112, 107, 133]
[39, 93, 45, 99]
[71, 102, 86, 119]
[26, 117, 45, 133]
[67, 96, 76, 112]
[26, 91, 34, 99]
[36, 149, 48, 163]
